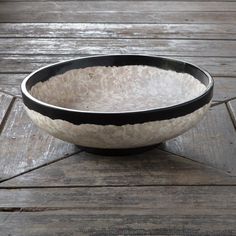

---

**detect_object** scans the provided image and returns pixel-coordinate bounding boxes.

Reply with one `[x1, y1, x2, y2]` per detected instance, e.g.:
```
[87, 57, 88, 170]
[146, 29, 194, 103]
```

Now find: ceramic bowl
[21, 55, 213, 155]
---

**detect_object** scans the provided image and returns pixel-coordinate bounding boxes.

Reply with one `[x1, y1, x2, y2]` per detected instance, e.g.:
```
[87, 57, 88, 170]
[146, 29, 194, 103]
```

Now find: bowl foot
[76, 143, 162, 156]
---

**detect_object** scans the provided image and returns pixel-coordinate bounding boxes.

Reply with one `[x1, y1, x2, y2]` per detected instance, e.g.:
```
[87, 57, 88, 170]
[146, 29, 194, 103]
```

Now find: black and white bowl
[21, 55, 213, 155]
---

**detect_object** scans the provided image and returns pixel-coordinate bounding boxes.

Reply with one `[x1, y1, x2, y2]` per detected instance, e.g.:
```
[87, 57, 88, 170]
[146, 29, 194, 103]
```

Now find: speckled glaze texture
[25, 102, 211, 149]
[30, 66, 206, 112]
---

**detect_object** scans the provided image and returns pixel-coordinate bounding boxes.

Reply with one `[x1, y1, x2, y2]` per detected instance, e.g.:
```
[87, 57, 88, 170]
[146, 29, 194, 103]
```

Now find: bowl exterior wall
[25, 102, 211, 149]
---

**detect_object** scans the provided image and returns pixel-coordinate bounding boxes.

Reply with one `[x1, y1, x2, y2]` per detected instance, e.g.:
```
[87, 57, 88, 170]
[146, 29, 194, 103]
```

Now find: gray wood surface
[0, 74, 26, 97]
[1, 1, 236, 13]
[0, 187, 236, 235]
[1, 55, 236, 77]
[1, 38, 235, 57]
[0, 92, 13, 130]
[0, 186, 235, 209]
[0, 99, 79, 182]
[227, 99, 236, 128]
[2, 148, 235, 187]
[214, 77, 236, 102]
[0, 0, 236, 234]
[1, 23, 236, 40]
[163, 104, 236, 175]
[1, 211, 235, 236]
[0, 10, 235, 23]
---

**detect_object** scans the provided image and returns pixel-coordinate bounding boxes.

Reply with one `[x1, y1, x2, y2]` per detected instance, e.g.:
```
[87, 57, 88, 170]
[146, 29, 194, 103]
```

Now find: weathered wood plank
[0, 187, 235, 209]
[214, 77, 236, 102]
[0, 9, 235, 23]
[1, 74, 235, 103]
[1, 38, 236, 57]
[1, 55, 236, 77]
[1, 1, 236, 13]
[227, 99, 236, 128]
[0, 74, 26, 97]
[1, 211, 235, 236]
[162, 104, 236, 175]
[0, 92, 13, 129]
[0, 99, 79, 181]
[1, 23, 236, 39]
[2, 148, 235, 187]
[0, 187, 236, 235]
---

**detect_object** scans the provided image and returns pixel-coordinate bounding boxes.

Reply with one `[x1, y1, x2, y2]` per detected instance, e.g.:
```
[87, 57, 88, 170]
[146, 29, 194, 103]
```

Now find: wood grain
[2, 148, 235, 187]
[1, 55, 236, 77]
[214, 77, 236, 102]
[0, 92, 13, 129]
[162, 104, 236, 175]
[1, 211, 235, 236]
[1, 23, 236, 39]
[0, 99, 79, 181]
[0, 0, 236, 234]
[0, 74, 26, 97]
[227, 99, 236, 128]
[0, 187, 236, 235]
[1, 1, 236, 13]
[0, 186, 235, 209]
[0, 9, 235, 23]
[1, 38, 236, 57]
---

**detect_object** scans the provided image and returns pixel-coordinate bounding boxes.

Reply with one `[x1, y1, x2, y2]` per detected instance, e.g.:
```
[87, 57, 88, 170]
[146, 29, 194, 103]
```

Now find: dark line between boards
[1, 184, 236, 190]
[0, 97, 16, 134]
[0, 150, 82, 184]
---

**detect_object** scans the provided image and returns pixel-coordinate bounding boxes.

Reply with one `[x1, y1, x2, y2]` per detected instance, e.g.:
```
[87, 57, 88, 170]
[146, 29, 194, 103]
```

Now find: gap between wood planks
[0, 96, 15, 133]
[226, 102, 236, 130]
[0, 0, 236, 2]
[0, 150, 82, 184]
[2, 37, 236, 41]
[0, 0, 233, 1]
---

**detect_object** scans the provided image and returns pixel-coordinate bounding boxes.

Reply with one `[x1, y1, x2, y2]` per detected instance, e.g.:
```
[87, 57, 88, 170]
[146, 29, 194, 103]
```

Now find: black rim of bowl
[21, 54, 214, 126]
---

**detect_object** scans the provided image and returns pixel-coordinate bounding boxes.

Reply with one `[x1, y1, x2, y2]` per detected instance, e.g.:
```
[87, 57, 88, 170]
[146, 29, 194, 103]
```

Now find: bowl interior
[29, 65, 206, 113]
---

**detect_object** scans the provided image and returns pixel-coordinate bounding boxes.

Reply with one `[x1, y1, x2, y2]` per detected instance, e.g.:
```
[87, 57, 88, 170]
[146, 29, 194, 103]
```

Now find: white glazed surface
[30, 66, 206, 112]
[25, 102, 211, 149]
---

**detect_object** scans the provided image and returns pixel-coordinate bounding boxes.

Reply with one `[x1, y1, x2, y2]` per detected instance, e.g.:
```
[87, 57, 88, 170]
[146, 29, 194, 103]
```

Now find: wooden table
[0, 1, 236, 235]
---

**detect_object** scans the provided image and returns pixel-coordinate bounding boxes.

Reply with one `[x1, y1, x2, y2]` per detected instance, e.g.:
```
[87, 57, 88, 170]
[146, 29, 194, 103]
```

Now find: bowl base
[76, 143, 162, 156]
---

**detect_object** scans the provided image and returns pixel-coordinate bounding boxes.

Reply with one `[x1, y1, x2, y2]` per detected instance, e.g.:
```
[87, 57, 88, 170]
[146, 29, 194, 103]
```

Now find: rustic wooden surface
[1, 1, 236, 23]
[228, 99, 236, 129]
[1, 55, 236, 76]
[0, 99, 79, 182]
[0, 187, 236, 235]
[0, 92, 13, 129]
[1, 39, 236, 56]
[163, 104, 236, 175]
[1, 23, 236, 39]
[2, 148, 236, 188]
[0, 0, 236, 235]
